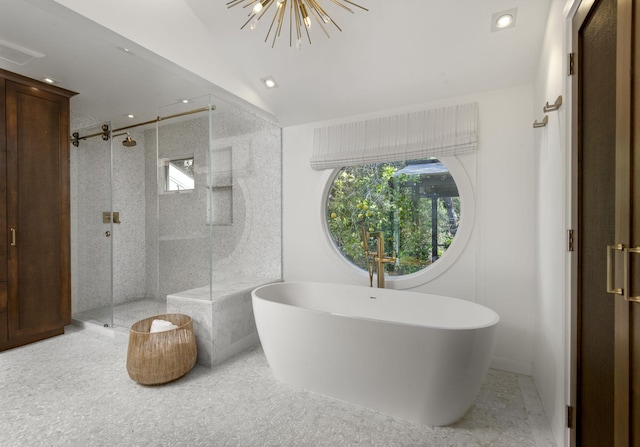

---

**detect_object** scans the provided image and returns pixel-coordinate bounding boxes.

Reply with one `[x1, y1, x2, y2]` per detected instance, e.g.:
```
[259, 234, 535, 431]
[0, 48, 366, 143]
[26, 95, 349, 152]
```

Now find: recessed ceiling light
[261, 76, 278, 89]
[125, 114, 135, 119]
[496, 14, 513, 28]
[41, 77, 58, 84]
[491, 8, 517, 32]
[180, 99, 190, 104]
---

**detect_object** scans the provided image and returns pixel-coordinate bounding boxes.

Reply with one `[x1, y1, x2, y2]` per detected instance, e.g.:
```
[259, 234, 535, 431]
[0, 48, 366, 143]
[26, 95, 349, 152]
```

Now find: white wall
[283, 84, 536, 375]
[533, 0, 572, 444]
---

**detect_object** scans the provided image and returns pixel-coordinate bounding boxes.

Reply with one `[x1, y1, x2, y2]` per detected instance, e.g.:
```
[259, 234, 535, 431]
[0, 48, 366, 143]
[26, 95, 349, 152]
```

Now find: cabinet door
[613, 1, 640, 444]
[5, 80, 70, 343]
[0, 77, 5, 344]
[572, 0, 618, 443]
[0, 77, 6, 285]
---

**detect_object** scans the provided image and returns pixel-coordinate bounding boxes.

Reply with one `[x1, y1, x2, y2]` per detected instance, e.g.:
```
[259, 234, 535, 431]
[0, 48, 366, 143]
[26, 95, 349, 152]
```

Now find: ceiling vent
[0, 38, 44, 65]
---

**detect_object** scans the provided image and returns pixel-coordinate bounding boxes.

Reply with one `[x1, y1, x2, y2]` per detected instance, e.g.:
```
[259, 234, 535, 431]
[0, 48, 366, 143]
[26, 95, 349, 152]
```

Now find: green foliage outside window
[326, 159, 460, 276]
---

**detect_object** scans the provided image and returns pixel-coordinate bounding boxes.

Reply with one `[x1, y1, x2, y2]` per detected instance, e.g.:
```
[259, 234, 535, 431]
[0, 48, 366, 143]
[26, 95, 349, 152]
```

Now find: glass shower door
[110, 126, 167, 330]
[71, 123, 114, 327]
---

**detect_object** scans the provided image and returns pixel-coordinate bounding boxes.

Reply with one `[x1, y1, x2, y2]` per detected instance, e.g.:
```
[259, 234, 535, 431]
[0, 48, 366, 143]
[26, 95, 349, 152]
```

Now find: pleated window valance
[310, 102, 478, 170]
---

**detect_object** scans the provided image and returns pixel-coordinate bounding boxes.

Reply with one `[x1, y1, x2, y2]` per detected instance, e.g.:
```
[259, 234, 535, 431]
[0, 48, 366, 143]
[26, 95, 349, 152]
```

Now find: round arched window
[325, 157, 465, 281]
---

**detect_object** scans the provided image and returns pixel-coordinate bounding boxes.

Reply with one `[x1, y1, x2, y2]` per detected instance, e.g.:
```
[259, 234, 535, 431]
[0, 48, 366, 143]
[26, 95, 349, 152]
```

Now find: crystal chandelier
[226, 0, 368, 49]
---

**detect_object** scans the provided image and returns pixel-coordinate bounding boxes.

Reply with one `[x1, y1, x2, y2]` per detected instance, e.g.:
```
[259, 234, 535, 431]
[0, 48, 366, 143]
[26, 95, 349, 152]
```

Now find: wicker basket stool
[126, 313, 197, 385]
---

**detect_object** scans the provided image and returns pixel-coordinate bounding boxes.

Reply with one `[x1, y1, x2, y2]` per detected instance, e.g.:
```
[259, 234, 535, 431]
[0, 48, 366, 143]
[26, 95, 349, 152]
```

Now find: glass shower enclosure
[70, 94, 282, 332]
[71, 122, 114, 328]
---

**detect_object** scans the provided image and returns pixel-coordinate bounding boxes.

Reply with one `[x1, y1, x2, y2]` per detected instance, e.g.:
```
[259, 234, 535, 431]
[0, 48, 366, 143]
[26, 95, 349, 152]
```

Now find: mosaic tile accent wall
[111, 130, 146, 304]
[208, 109, 282, 282]
[145, 107, 282, 299]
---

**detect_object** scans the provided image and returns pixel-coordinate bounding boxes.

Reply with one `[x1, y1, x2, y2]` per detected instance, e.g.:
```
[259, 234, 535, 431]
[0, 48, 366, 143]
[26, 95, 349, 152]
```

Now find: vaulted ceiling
[1, 0, 552, 128]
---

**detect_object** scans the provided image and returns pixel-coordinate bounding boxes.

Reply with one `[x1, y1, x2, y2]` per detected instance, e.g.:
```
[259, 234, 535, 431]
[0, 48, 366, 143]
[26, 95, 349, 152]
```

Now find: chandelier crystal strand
[227, 0, 367, 48]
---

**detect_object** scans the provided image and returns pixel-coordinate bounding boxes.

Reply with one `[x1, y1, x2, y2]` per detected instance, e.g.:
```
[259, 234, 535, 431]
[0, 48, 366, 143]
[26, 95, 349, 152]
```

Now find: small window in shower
[163, 157, 195, 192]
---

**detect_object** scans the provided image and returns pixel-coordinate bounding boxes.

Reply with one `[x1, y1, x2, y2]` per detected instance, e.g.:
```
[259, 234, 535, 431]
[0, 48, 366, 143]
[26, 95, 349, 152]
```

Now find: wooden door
[572, 0, 640, 445]
[572, 0, 617, 444]
[4, 79, 71, 348]
[613, 0, 640, 444]
[0, 77, 6, 345]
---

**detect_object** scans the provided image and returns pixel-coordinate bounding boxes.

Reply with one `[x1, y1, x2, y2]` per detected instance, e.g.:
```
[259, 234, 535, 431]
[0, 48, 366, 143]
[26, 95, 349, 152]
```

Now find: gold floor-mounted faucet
[361, 226, 396, 288]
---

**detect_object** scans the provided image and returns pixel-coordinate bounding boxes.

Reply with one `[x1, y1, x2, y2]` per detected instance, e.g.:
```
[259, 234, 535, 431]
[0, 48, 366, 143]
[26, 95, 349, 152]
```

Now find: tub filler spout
[361, 226, 396, 288]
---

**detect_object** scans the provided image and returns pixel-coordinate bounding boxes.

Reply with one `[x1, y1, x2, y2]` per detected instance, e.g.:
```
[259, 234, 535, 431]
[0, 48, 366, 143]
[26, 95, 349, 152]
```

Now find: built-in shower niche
[209, 146, 232, 225]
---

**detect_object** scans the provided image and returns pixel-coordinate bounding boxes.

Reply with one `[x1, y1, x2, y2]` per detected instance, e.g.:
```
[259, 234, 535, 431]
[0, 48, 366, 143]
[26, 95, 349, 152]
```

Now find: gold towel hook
[543, 95, 563, 112]
[533, 115, 549, 128]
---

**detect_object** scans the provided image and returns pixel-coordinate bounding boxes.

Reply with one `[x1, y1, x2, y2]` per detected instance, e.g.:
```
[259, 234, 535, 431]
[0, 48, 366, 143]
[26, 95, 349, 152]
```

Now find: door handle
[9, 228, 16, 247]
[607, 244, 624, 295]
[624, 246, 640, 303]
[607, 243, 640, 302]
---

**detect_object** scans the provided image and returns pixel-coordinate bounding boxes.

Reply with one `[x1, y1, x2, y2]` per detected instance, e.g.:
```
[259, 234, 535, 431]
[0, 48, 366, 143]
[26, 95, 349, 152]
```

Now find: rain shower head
[122, 133, 137, 147]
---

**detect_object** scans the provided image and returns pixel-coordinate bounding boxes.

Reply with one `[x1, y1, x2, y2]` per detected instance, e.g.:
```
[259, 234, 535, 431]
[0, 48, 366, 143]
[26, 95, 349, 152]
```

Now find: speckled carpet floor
[0, 326, 556, 446]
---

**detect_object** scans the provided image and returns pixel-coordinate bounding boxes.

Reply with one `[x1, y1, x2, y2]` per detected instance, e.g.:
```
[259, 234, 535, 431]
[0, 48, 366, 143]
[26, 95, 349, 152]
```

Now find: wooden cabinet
[0, 74, 5, 346]
[0, 68, 76, 351]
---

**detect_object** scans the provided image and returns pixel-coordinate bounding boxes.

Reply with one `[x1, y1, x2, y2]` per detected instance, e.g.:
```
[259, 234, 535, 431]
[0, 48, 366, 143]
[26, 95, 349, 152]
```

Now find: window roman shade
[310, 102, 478, 170]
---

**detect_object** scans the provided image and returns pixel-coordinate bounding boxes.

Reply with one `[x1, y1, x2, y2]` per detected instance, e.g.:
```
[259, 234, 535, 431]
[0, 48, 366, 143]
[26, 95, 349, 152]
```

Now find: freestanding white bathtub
[252, 281, 499, 426]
